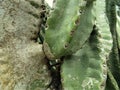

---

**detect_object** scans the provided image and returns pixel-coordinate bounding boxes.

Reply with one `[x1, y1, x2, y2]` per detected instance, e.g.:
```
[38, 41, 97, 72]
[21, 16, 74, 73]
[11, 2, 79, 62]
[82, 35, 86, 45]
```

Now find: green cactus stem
[95, 0, 113, 54]
[106, 0, 120, 88]
[43, 0, 87, 59]
[61, 26, 107, 90]
[66, 0, 96, 55]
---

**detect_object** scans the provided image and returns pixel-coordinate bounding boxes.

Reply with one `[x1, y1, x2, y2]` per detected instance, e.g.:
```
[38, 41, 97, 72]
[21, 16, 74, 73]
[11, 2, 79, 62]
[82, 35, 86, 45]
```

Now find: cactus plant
[42, 0, 120, 89]
[61, 0, 115, 90]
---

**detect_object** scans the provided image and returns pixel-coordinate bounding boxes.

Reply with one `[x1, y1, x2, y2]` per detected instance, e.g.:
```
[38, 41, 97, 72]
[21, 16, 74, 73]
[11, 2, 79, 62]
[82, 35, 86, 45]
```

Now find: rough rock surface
[0, 0, 51, 90]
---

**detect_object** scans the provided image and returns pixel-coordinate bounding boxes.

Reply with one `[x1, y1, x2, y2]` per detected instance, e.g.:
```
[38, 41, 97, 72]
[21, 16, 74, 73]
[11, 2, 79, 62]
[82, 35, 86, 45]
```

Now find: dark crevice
[45, 56, 63, 90]
[38, 2, 48, 44]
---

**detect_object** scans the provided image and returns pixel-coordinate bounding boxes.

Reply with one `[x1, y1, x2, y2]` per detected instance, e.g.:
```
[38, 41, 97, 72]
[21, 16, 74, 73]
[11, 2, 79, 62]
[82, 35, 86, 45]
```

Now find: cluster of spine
[42, 0, 120, 90]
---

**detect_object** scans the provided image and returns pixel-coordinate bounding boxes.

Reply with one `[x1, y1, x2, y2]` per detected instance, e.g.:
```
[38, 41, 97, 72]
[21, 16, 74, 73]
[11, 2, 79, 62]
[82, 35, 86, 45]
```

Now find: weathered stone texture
[0, 0, 51, 90]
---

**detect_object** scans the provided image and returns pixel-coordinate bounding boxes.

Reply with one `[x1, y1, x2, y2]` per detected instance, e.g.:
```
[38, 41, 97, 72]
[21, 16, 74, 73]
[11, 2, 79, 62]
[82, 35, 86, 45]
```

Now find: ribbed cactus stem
[106, 0, 120, 88]
[61, 25, 107, 90]
[43, 0, 88, 59]
[66, 0, 96, 55]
